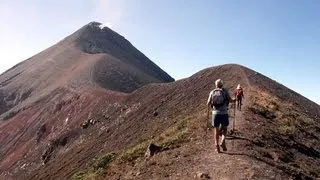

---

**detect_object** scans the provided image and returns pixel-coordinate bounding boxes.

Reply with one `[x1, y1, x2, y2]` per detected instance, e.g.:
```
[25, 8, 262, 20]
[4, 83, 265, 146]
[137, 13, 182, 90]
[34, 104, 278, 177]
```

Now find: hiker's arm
[228, 95, 236, 103]
[206, 91, 212, 107]
[225, 90, 235, 103]
[206, 92, 212, 119]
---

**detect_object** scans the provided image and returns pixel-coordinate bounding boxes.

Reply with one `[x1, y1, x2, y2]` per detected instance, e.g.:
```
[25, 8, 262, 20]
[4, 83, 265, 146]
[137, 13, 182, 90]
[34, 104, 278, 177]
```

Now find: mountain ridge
[0, 22, 319, 179]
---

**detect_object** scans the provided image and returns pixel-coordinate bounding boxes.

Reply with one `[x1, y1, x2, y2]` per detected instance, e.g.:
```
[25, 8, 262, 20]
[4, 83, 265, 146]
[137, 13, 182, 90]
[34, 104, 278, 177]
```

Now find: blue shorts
[212, 114, 229, 128]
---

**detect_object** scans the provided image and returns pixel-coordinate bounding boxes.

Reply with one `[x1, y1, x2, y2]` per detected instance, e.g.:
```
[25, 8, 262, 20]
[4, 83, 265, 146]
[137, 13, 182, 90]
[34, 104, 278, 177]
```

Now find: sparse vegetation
[68, 116, 192, 179]
[249, 103, 276, 120]
[70, 153, 116, 179]
[246, 89, 320, 179]
[156, 116, 191, 149]
[158, 129, 189, 149]
[278, 124, 296, 135]
[71, 171, 85, 180]
[301, 116, 315, 124]
[119, 141, 149, 162]
[93, 153, 116, 171]
[117, 116, 191, 162]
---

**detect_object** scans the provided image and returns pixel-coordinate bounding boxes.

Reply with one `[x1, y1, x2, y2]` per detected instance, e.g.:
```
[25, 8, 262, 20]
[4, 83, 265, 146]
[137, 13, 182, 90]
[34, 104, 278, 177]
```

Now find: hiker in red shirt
[235, 84, 244, 111]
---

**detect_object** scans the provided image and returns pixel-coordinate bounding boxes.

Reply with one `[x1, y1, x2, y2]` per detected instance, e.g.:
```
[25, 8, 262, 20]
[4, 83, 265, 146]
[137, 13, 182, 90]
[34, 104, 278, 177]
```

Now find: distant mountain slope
[75, 22, 174, 84]
[0, 21, 174, 120]
[0, 21, 174, 179]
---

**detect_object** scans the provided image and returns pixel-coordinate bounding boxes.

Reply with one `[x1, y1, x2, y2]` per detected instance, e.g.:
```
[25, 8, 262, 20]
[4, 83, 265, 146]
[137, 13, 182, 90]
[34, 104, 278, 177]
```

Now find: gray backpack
[211, 88, 227, 108]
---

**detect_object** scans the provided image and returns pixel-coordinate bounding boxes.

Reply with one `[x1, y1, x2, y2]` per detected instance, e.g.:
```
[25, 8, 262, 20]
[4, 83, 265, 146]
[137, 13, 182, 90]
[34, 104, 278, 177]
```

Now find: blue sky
[0, 0, 319, 104]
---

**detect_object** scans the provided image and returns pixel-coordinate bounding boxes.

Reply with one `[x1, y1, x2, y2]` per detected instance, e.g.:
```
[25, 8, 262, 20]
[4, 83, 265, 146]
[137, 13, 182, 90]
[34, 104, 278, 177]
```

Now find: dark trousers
[237, 98, 242, 110]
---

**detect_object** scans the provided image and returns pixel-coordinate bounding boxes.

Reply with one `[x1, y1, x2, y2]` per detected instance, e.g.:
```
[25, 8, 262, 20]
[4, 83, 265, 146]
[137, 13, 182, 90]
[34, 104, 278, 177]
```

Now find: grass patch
[84, 172, 99, 180]
[158, 129, 189, 149]
[278, 124, 296, 135]
[119, 141, 149, 162]
[93, 153, 116, 171]
[118, 116, 191, 162]
[164, 116, 189, 137]
[300, 116, 315, 125]
[249, 103, 276, 120]
[70, 153, 116, 180]
[71, 171, 85, 180]
[156, 116, 191, 149]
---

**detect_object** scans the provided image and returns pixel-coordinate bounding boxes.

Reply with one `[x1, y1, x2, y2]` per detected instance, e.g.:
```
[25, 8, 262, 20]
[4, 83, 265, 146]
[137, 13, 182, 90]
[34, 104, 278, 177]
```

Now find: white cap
[237, 84, 241, 89]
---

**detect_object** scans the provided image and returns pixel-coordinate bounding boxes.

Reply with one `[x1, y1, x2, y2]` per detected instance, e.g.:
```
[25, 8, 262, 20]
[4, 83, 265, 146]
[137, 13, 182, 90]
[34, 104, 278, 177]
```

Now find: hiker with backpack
[235, 84, 244, 111]
[207, 79, 235, 153]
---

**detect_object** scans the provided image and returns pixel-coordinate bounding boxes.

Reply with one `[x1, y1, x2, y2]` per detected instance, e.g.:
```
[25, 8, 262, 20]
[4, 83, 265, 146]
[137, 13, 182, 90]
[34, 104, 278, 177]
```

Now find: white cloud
[91, 0, 132, 32]
[99, 22, 113, 29]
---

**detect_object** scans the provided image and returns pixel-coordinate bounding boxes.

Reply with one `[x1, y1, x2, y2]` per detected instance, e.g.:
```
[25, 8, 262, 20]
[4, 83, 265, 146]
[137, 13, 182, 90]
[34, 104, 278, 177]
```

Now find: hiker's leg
[237, 99, 239, 110]
[211, 126, 216, 141]
[236, 98, 239, 109]
[212, 114, 218, 144]
[212, 114, 221, 152]
[211, 127, 220, 145]
[214, 127, 221, 153]
[220, 114, 229, 151]
[212, 114, 220, 145]
[220, 127, 228, 151]
[214, 127, 220, 145]
[221, 126, 227, 143]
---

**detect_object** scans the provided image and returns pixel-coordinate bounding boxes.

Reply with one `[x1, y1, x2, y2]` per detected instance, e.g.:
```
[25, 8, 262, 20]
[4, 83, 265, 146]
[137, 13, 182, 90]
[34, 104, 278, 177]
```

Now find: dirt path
[181, 70, 263, 180]
[188, 104, 252, 179]
[144, 77, 260, 180]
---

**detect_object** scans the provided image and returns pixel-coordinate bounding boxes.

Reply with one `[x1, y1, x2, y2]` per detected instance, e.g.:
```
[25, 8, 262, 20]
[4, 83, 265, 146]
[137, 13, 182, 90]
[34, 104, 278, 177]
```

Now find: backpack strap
[215, 88, 227, 99]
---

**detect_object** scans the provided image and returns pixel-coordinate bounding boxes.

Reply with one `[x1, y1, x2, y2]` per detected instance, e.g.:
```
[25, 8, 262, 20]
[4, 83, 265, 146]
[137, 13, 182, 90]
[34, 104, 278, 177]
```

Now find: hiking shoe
[220, 141, 227, 151]
[215, 145, 221, 153]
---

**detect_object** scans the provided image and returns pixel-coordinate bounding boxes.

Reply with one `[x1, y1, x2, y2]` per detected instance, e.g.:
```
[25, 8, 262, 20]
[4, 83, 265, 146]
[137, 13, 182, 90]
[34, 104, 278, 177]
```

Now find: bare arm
[227, 93, 236, 103]
[206, 91, 213, 119]
[207, 91, 212, 107]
